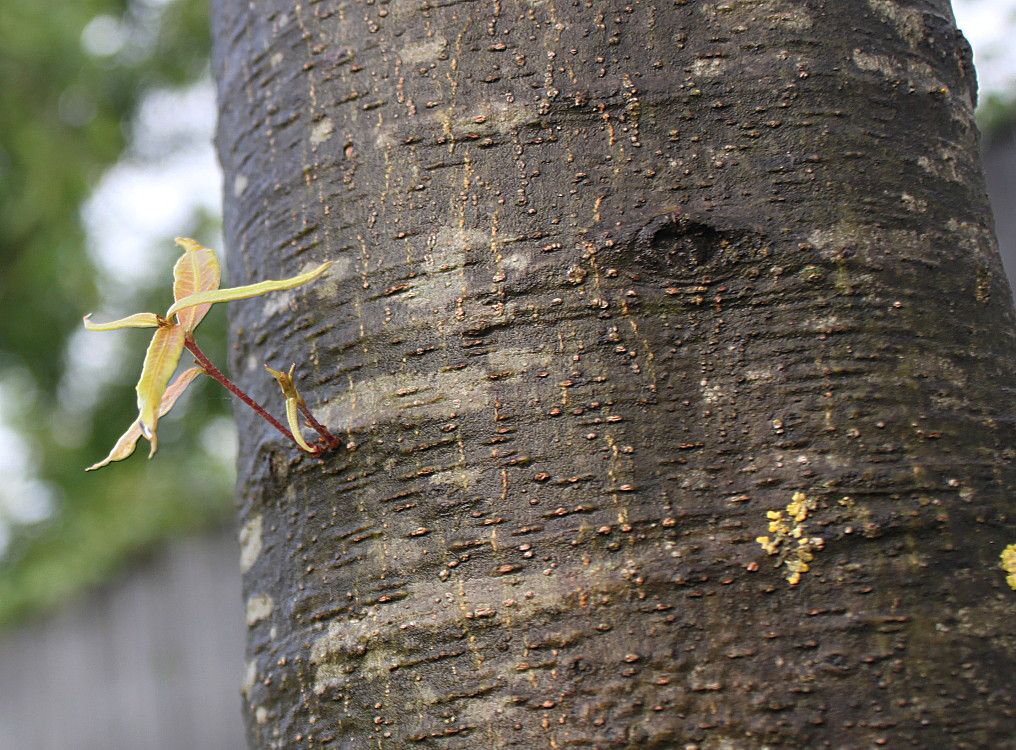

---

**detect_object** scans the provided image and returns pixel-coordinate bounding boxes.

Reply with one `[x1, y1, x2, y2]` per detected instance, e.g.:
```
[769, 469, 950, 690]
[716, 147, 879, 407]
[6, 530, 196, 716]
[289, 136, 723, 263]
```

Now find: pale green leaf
[136, 323, 186, 445]
[86, 421, 145, 472]
[83, 312, 161, 331]
[86, 367, 203, 470]
[265, 364, 316, 453]
[165, 261, 335, 319]
[172, 237, 221, 333]
[161, 366, 205, 411]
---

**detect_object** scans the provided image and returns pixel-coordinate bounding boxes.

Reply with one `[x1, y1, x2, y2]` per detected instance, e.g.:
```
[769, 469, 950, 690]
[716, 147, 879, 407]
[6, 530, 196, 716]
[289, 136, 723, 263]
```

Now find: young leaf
[165, 260, 335, 319]
[172, 237, 221, 333]
[265, 364, 316, 453]
[83, 312, 161, 331]
[86, 367, 203, 470]
[84, 236, 340, 467]
[136, 323, 186, 443]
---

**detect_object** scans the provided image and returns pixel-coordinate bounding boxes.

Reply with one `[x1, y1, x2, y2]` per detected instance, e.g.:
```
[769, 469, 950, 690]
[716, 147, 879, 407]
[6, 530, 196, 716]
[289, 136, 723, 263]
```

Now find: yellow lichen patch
[756, 491, 825, 585]
[1001, 544, 1016, 590]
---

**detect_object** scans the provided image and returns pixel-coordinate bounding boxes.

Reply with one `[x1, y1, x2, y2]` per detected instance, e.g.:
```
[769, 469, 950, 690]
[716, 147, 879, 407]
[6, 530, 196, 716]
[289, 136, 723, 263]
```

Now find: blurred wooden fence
[983, 126, 1016, 295]
[0, 529, 246, 750]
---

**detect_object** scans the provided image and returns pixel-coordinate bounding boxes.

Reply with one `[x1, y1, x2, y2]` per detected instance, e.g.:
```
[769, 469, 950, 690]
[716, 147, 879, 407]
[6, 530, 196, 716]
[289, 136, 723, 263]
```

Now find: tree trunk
[210, 1, 1016, 747]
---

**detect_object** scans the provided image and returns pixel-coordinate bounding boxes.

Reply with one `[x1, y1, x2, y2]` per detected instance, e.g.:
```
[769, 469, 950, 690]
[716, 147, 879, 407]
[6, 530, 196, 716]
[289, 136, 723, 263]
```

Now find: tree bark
[211, 1, 1016, 747]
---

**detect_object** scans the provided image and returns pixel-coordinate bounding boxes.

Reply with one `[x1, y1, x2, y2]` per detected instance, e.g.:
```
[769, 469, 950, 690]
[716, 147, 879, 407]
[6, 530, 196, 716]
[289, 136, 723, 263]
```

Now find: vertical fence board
[0, 528, 245, 750]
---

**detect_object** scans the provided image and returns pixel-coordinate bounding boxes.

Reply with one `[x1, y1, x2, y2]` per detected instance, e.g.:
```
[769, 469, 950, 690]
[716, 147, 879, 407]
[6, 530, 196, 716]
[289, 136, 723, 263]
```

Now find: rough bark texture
[211, 1, 1016, 748]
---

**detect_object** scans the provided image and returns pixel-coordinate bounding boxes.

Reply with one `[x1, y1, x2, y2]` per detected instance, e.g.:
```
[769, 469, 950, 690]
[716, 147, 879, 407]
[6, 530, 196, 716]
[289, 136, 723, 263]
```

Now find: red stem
[297, 399, 341, 449]
[183, 336, 310, 451]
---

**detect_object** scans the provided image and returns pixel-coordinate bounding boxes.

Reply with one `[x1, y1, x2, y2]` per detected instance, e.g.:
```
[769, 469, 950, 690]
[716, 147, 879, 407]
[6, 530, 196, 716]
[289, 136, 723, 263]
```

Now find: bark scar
[614, 212, 758, 278]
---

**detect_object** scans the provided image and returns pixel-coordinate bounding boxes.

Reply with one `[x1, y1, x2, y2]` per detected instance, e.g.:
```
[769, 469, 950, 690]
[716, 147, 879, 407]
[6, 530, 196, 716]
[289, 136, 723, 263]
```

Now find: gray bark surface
[211, 1, 1016, 747]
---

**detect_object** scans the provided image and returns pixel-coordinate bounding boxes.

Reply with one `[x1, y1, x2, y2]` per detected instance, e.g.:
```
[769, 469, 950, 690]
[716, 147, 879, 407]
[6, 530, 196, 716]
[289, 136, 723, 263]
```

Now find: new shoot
[84, 238, 339, 470]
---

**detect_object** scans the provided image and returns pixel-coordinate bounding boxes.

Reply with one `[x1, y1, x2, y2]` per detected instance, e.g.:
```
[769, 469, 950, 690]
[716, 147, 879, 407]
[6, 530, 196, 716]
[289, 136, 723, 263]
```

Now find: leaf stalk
[183, 336, 335, 455]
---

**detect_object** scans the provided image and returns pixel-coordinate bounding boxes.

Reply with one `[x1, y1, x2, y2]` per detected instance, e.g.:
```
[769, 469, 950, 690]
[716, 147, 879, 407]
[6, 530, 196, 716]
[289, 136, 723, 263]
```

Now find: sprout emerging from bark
[84, 237, 338, 469]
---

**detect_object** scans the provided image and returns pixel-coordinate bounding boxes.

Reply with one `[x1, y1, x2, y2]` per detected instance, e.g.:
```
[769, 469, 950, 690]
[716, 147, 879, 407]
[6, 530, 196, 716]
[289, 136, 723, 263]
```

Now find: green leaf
[172, 237, 221, 333]
[83, 312, 161, 331]
[165, 261, 335, 319]
[136, 323, 186, 446]
[86, 367, 204, 470]
[265, 364, 316, 453]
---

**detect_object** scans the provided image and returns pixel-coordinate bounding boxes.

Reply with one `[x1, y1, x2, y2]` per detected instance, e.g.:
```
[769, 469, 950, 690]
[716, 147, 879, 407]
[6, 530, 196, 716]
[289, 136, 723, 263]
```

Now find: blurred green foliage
[0, 0, 231, 625]
[978, 92, 1016, 144]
